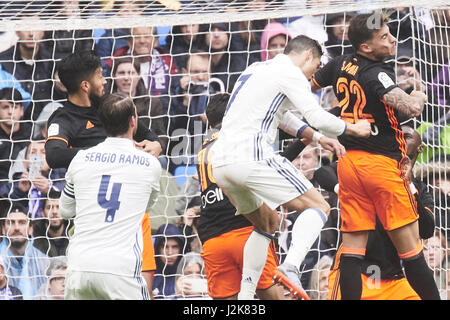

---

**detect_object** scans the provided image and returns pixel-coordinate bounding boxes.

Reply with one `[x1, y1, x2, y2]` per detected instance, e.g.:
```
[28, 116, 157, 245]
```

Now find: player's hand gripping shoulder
[135, 140, 162, 157]
[344, 119, 371, 138]
[383, 87, 426, 118]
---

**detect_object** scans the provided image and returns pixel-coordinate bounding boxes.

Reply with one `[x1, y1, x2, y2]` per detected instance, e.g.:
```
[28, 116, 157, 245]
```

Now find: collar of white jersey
[273, 53, 290, 64]
[104, 137, 135, 147]
[274, 53, 307, 81]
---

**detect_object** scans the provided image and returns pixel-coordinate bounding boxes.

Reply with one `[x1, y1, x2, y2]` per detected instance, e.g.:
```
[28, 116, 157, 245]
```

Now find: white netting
[0, 1, 448, 301]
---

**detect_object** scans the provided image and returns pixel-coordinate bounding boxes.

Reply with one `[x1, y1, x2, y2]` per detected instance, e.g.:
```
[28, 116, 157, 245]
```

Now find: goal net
[0, 0, 448, 301]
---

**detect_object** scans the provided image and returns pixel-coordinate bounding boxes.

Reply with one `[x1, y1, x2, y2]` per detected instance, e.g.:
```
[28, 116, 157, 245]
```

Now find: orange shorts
[201, 226, 279, 299]
[337, 150, 418, 232]
[328, 268, 420, 300]
[142, 213, 156, 271]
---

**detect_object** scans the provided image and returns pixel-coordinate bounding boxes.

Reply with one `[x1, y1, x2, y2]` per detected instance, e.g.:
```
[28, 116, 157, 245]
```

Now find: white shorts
[212, 155, 313, 214]
[64, 270, 150, 300]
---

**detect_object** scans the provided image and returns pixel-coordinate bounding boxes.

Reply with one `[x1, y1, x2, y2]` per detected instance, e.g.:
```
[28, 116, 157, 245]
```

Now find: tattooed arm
[383, 88, 427, 118]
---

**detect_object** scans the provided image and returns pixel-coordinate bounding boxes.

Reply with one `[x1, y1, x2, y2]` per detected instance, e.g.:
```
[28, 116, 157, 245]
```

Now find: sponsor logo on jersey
[201, 187, 224, 207]
[47, 123, 59, 136]
[86, 121, 95, 129]
[378, 72, 395, 89]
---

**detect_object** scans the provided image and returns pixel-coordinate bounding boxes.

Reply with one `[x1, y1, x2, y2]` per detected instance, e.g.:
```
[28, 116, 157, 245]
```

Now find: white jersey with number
[210, 53, 346, 167]
[61, 137, 161, 277]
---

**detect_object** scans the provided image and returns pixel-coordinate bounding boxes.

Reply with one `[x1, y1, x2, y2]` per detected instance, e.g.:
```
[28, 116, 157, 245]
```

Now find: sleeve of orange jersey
[142, 213, 156, 271]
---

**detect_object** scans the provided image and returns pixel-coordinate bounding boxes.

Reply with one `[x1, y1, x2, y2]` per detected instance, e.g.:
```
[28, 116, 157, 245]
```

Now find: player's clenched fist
[345, 119, 371, 138]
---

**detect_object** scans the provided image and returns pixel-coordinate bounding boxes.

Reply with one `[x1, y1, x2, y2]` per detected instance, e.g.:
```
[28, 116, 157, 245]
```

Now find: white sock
[238, 230, 272, 300]
[284, 208, 327, 270]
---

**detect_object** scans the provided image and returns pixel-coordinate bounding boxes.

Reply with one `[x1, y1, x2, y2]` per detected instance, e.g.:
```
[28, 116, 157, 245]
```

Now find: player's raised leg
[274, 188, 329, 297]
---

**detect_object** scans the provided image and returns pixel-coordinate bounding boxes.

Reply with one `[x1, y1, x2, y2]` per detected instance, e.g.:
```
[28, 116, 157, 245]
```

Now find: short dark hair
[348, 12, 389, 51]
[284, 35, 323, 58]
[205, 93, 230, 129]
[0, 87, 23, 104]
[57, 51, 102, 94]
[184, 49, 210, 70]
[98, 93, 136, 137]
[111, 56, 141, 75]
[8, 202, 28, 217]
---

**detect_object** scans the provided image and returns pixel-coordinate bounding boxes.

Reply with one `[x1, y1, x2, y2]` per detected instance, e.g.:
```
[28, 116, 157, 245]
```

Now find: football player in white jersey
[210, 35, 371, 299]
[60, 93, 161, 300]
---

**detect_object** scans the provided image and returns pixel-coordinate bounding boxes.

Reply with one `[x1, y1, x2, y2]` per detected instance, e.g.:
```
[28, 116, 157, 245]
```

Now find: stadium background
[0, 0, 448, 300]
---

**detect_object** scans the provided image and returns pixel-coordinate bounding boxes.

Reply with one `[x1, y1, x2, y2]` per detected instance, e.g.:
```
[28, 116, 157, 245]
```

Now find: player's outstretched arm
[383, 87, 426, 118]
[45, 139, 82, 169]
[278, 111, 346, 158]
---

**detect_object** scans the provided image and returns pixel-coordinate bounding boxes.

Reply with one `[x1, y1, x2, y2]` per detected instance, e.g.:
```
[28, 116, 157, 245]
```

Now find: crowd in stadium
[0, 0, 449, 300]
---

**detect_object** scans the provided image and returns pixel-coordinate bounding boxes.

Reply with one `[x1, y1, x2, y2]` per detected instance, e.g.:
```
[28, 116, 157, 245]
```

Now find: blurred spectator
[107, 56, 168, 154]
[204, 23, 247, 93]
[174, 173, 200, 217]
[0, 88, 31, 188]
[0, 255, 22, 300]
[419, 111, 450, 165]
[307, 254, 333, 300]
[234, 19, 268, 66]
[33, 102, 64, 141]
[423, 163, 450, 242]
[292, 143, 320, 181]
[175, 252, 209, 299]
[7, 141, 66, 218]
[0, 65, 31, 110]
[33, 195, 71, 257]
[388, 8, 416, 44]
[423, 229, 448, 299]
[0, 202, 50, 299]
[36, 256, 67, 300]
[95, 0, 146, 74]
[164, 24, 208, 73]
[176, 196, 202, 254]
[152, 223, 186, 299]
[394, 41, 425, 95]
[168, 51, 220, 171]
[106, 26, 178, 100]
[286, 11, 328, 45]
[0, 16, 54, 121]
[324, 12, 353, 58]
[418, 9, 450, 122]
[260, 22, 292, 62]
[428, 60, 450, 111]
[42, 1, 94, 61]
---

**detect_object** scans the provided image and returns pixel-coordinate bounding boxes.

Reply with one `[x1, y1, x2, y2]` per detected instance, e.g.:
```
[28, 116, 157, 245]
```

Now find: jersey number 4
[97, 175, 122, 223]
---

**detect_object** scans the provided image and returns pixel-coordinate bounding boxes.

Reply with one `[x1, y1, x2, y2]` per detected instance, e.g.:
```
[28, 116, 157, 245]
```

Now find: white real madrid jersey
[211, 54, 346, 167]
[61, 137, 161, 277]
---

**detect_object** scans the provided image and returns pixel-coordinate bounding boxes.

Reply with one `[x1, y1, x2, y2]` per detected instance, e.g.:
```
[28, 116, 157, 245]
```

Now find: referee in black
[45, 50, 162, 169]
